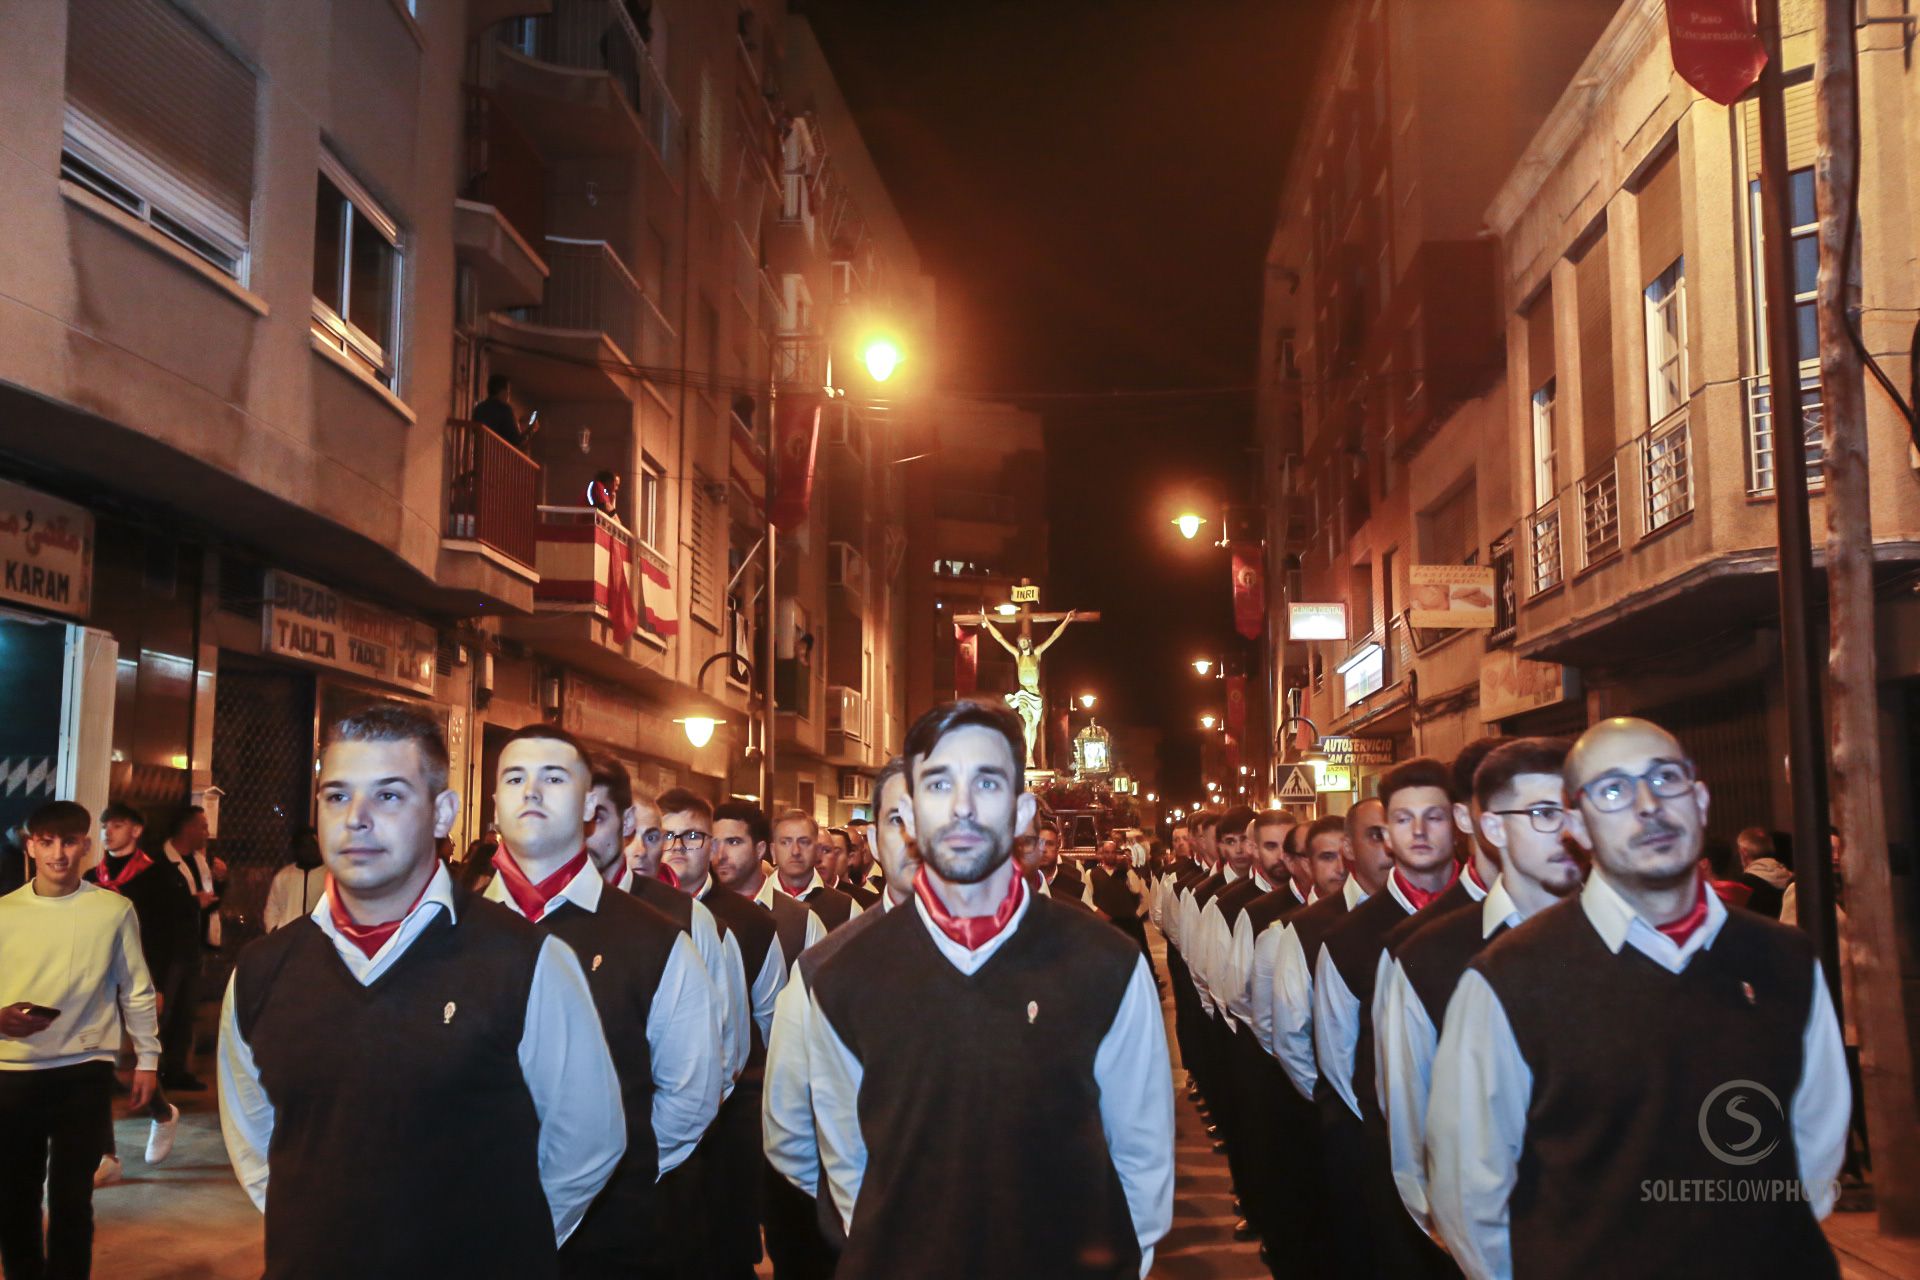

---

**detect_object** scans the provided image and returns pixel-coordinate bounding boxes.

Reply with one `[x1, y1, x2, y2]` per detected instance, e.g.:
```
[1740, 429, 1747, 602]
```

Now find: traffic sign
[1278, 765, 1317, 801]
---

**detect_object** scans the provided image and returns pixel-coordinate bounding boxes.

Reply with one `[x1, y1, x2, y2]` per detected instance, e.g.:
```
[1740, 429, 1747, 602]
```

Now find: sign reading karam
[1408, 564, 1497, 629]
[263, 571, 436, 695]
[1287, 602, 1348, 641]
[0, 479, 92, 620]
[1319, 735, 1394, 767]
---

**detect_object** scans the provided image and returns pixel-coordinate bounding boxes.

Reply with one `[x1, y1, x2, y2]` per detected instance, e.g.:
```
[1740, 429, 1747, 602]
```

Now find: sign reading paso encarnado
[1408, 563, 1497, 630]
[0, 479, 93, 620]
[263, 571, 436, 696]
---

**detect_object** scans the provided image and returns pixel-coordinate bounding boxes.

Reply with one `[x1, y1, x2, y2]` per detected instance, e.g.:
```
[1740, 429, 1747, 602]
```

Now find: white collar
[1581, 868, 1726, 973]
[313, 862, 457, 969]
[1481, 876, 1524, 938]
[1342, 875, 1369, 910]
[1221, 864, 1244, 883]
[1252, 869, 1273, 894]
[1463, 865, 1490, 902]
[911, 875, 1035, 974]
[1291, 880, 1311, 906]
[1386, 871, 1419, 915]
[685, 873, 714, 901]
[484, 850, 604, 917]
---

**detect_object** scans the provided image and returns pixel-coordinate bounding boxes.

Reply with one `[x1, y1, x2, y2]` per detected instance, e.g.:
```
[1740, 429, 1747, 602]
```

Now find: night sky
[806, 0, 1326, 803]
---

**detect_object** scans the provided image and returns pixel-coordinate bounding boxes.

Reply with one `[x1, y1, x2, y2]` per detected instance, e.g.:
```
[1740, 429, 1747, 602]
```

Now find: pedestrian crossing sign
[1278, 766, 1317, 801]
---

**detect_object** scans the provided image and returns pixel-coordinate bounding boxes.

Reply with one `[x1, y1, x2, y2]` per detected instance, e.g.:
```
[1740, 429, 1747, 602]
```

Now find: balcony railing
[534, 505, 632, 619]
[1577, 461, 1619, 569]
[1528, 500, 1563, 596]
[446, 420, 541, 568]
[1642, 415, 1694, 534]
[773, 335, 825, 389]
[520, 238, 640, 358]
[502, 0, 680, 169]
[1745, 369, 1826, 495]
[462, 87, 546, 249]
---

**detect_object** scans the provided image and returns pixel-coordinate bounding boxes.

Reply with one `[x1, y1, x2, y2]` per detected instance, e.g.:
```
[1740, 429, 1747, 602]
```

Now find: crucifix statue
[955, 584, 1100, 770]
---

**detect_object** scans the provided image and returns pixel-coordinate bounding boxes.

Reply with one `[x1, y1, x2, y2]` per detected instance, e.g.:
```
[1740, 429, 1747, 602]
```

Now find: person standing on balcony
[474, 375, 536, 453]
[587, 471, 621, 520]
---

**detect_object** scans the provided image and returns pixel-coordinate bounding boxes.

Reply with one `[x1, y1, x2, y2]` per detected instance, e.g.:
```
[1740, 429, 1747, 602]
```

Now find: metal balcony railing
[1578, 461, 1619, 569]
[1745, 369, 1826, 495]
[445, 420, 540, 567]
[502, 0, 681, 169]
[1528, 500, 1563, 597]
[521, 238, 640, 358]
[1642, 415, 1694, 534]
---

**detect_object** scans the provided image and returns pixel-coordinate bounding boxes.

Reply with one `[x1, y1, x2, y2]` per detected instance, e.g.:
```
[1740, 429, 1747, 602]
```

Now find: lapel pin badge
[593, 954, 604, 972]
[1027, 1001, 1039, 1024]
[443, 1001, 457, 1024]
[1741, 981, 1756, 1007]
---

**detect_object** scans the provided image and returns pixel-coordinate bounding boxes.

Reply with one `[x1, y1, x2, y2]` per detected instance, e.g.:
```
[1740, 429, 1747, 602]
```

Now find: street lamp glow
[1078, 693, 1097, 710]
[676, 716, 722, 748]
[1239, 765, 1249, 775]
[863, 338, 903, 383]
[994, 603, 1019, 616]
[1199, 713, 1218, 730]
[1146, 791, 1157, 802]
[1173, 512, 1207, 541]
[1192, 658, 1214, 676]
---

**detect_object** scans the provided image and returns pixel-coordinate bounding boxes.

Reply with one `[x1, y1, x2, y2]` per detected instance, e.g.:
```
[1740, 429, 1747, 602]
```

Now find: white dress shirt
[1192, 865, 1244, 1016]
[1216, 871, 1278, 1030]
[753, 869, 865, 921]
[1313, 873, 1418, 1120]
[1245, 881, 1310, 1054]
[1081, 866, 1147, 918]
[1272, 875, 1368, 1100]
[628, 871, 748, 1089]
[1426, 870, 1850, 1280]
[1374, 877, 1522, 1238]
[487, 860, 724, 1177]
[217, 863, 626, 1244]
[0, 882, 161, 1072]
[807, 888, 1175, 1278]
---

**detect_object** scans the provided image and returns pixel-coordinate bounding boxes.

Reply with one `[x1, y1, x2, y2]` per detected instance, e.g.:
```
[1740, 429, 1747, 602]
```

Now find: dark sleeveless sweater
[767, 889, 814, 968]
[1473, 899, 1837, 1278]
[1320, 889, 1414, 1120]
[232, 888, 555, 1279]
[1086, 866, 1142, 921]
[701, 883, 779, 1072]
[1394, 900, 1500, 1029]
[800, 882, 858, 931]
[810, 896, 1143, 1278]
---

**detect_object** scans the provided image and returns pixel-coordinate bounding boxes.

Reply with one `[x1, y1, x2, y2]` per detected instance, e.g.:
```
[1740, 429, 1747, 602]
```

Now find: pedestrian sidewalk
[92, 1092, 260, 1278]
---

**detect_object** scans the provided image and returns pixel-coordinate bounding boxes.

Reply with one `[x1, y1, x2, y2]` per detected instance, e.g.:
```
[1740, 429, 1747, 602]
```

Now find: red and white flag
[1667, 0, 1767, 105]
[770, 394, 822, 529]
[1231, 543, 1264, 641]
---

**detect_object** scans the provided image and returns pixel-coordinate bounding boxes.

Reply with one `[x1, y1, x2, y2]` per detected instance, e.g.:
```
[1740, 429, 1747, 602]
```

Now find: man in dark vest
[217, 707, 624, 1279]
[764, 757, 918, 1278]
[1034, 820, 1084, 900]
[1429, 718, 1848, 1279]
[1174, 811, 1227, 1130]
[804, 702, 1173, 1278]
[489, 730, 723, 1279]
[1083, 838, 1150, 962]
[758, 811, 861, 931]
[1375, 737, 1577, 1246]
[1189, 804, 1263, 1239]
[708, 798, 825, 967]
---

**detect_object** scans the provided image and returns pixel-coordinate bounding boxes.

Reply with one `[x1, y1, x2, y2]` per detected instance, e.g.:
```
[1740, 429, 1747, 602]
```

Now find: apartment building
[0, 0, 924, 939]
[1257, 0, 1618, 804]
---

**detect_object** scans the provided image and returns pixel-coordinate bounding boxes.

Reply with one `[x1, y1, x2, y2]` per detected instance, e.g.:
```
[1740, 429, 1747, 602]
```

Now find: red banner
[1225, 674, 1247, 745]
[1667, 0, 1767, 105]
[770, 393, 822, 529]
[954, 623, 978, 697]
[1231, 543, 1264, 641]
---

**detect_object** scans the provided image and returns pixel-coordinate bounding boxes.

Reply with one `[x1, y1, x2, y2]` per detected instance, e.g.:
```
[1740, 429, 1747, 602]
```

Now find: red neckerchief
[492, 849, 591, 923]
[327, 871, 435, 959]
[1466, 860, 1490, 894]
[1657, 875, 1712, 947]
[657, 862, 680, 890]
[93, 850, 153, 893]
[601, 857, 627, 886]
[1394, 863, 1460, 914]
[776, 875, 809, 899]
[914, 866, 1026, 951]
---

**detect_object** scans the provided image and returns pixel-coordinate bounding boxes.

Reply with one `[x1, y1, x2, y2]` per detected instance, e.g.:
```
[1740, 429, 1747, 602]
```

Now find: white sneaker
[94, 1154, 123, 1187]
[144, 1103, 180, 1164]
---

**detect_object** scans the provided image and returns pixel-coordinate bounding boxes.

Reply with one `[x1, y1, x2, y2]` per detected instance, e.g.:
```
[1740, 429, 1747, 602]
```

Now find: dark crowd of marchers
[2, 696, 1858, 1279]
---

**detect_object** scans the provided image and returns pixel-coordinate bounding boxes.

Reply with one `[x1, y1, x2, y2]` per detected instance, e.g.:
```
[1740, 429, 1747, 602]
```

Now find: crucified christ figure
[980, 610, 1077, 769]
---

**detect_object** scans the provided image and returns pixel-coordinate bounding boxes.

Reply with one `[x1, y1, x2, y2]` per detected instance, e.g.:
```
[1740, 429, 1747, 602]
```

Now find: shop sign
[1320, 735, 1394, 767]
[1287, 602, 1348, 641]
[1408, 563, 1497, 629]
[1480, 649, 1579, 722]
[0, 479, 92, 620]
[1314, 763, 1353, 792]
[263, 571, 436, 695]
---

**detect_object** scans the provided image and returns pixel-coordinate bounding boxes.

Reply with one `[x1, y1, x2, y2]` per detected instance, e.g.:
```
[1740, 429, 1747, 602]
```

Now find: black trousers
[0, 1061, 113, 1280]
[699, 1085, 764, 1280]
[1359, 1102, 1458, 1278]
[1228, 1026, 1283, 1240]
[155, 962, 198, 1079]
[760, 1159, 835, 1280]
[1269, 1078, 1336, 1279]
[1316, 1087, 1377, 1280]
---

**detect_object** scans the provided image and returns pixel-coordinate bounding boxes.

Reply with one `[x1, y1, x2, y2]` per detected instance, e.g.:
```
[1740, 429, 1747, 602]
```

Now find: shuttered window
[1636, 148, 1683, 286]
[61, 0, 256, 278]
[1741, 81, 1817, 175]
[1574, 231, 1615, 475]
[1420, 479, 1477, 566]
[688, 466, 719, 624]
[1526, 294, 1557, 506]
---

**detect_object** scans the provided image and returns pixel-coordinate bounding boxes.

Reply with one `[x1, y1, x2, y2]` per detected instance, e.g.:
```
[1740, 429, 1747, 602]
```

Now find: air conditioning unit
[838, 770, 866, 801]
[829, 542, 868, 600]
[827, 685, 866, 742]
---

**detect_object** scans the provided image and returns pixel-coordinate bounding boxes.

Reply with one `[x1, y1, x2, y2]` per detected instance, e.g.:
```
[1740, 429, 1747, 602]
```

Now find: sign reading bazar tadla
[1408, 563, 1497, 629]
[1319, 735, 1394, 767]
[264, 570, 436, 696]
[1287, 602, 1348, 641]
[0, 478, 92, 620]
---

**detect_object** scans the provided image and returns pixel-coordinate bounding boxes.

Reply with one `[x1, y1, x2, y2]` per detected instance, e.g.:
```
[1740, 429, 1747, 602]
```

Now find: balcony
[440, 420, 541, 611]
[1641, 415, 1694, 535]
[456, 88, 549, 312]
[1577, 461, 1620, 571]
[1745, 369, 1826, 495]
[492, 238, 671, 401]
[489, 0, 680, 169]
[1527, 500, 1563, 597]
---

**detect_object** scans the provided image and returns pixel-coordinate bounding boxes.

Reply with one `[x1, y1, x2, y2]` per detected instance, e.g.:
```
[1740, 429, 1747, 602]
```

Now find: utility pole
[1815, 0, 1920, 1233]
[1754, 0, 1838, 1000]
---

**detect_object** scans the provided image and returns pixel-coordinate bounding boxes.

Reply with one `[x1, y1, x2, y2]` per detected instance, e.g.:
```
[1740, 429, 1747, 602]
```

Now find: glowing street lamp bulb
[1239, 765, 1250, 775]
[1173, 513, 1207, 541]
[678, 716, 720, 748]
[1078, 693, 1097, 710]
[1199, 713, 1218, 730]
[863, 339, 902, 383]
[1146, 792, 1158, 802]
[1192, 658, 1214, 676]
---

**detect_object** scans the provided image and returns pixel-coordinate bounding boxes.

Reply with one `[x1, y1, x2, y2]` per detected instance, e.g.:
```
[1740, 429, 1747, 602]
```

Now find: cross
[954, 582, 1101, 770]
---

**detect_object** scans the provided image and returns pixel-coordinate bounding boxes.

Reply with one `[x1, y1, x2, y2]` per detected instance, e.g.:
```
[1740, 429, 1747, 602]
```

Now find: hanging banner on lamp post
[1666, 0, 1767, 105]
[954, 623, 978, 697]
[1231, 543, 1263, 640]
[769, 393, 822, 529]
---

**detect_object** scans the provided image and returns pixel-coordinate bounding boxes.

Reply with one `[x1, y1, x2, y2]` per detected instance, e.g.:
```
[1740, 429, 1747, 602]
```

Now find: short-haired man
[1, 801, 160, 1280]
[1374, 738, 1578, 1244]
[759, 811, 860, 931]
[219, 707, 625, 1277]
[817, 828, 852, 892]
[711, 801, 826, 971]
[1188, 804, 1263, 1236]
[1165, 813, 1220, 1113]
[87, 801, 194, 1179]
[490, 728, 723, 1279]
[1429, 719, 1848, 1279]
[1033, 822, 1084, 900]
[1083, 838, 1151, 963]
[1734, 825, 1792, 919]
[762, 759, 918, 1280]
[805, 703, 1173, 1277]
[158, 805, 223, 1091]
[839, 822, 882, 908]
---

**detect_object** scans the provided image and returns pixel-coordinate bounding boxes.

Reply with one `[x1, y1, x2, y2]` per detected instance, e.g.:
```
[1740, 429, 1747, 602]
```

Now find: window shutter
[1636, 149, 1683, 285]
[1421, 480, 1478, 566]
[64, 0, 256, 247]
[1526, 291, 1555, 393]
[688, 468, 718, 623]
[1740, 82, 1817, 175]
[1574, 231, 1615, 474]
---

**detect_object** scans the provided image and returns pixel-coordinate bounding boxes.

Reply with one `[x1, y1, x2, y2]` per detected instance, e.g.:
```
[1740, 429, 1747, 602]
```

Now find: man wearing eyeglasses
[1374, 738, 1577, 1246]
[1427, 717, 1847, 1280]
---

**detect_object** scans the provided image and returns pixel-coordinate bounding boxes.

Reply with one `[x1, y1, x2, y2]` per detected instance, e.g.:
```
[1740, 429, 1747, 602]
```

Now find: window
[1644, 259, 1688, 423]
[1531, 380, 1558, 508]
[1747, 170, 1819, 369]
[61, 0, 257, 280]
[311, 156, 403, 388]
[698, 66, 722, 195]
[688, 466, 719, 623]
[1420, 480, 1478, 566]
[638, 458, 664, 552]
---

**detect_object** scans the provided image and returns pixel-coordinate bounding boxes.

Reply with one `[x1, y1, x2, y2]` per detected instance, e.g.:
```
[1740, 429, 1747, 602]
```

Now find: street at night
[6, 1, 1920, 1278]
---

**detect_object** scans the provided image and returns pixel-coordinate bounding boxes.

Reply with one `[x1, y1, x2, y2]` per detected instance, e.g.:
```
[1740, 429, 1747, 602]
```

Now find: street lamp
[862, 337, 903, 383]
[1078, 693, 1098, 710]
[1199, 713, 1218, 730]
[1172, 512, 1207, 541]
[1146, 791, 1157, 802]
[676, 716, 721, 749]
[1192, 658, 1214, 676]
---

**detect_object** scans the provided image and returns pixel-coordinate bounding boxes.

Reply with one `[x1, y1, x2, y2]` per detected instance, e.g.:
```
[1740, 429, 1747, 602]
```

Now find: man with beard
[218, 708, 624, 1278]
[1082, 838, 1151, 963]
[1429, 719, 1847, 1280]
[489, 732, 723, 1280]
[805, 702, 1173, 1277]
[758, 812, 861, 931]
[1373, 738, 1578, 1245]
[762, 759, 918, 1279]
[709, 802, 825, 969]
